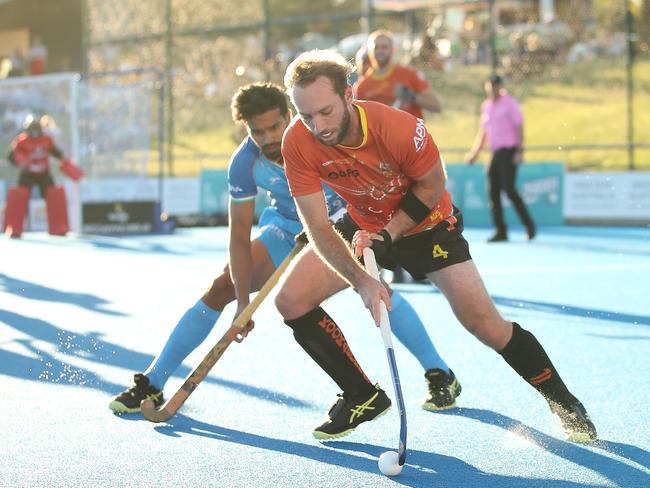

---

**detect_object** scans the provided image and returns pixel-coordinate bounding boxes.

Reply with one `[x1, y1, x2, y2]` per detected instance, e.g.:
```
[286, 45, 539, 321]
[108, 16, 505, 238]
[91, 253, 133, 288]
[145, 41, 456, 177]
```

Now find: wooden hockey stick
[141, 240, 305, 422]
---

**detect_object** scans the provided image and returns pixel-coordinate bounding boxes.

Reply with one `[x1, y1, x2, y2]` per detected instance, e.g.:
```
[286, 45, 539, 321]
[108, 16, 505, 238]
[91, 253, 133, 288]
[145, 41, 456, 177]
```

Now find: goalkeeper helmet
[23, 114, 43, 137]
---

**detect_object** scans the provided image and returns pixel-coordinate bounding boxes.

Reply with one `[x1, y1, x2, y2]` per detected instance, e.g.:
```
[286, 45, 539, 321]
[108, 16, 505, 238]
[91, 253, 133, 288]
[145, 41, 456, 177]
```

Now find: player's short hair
[367, 30, 394, 48]
[284, 50, 353, 99]
[487, 74, 503, 85]
[231, 82, 289, 123]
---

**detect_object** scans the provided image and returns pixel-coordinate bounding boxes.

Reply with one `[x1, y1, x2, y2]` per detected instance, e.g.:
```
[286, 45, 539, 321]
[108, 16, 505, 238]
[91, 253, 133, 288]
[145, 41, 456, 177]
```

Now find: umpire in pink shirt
[466, 75, 536, 242]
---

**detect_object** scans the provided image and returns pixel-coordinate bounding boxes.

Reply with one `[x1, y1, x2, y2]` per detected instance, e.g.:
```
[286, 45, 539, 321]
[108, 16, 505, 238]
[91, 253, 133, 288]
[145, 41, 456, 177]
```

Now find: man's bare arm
[466, 127, 486, 163]
[414, 87, 441, 113]
[228, 198, 256, 308]
[294, 192, 369, 288]
[383, 159, 447, 241]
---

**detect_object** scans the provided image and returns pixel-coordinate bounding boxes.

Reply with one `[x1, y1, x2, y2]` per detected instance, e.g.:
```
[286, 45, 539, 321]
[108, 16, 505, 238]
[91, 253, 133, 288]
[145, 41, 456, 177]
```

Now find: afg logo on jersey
[328, 168, 360, 179]
[413, 118, 426, 152]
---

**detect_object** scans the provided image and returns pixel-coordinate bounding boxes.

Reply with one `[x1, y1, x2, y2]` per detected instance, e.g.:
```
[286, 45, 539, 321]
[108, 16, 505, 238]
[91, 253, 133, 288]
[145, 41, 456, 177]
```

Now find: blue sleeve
[228, 139, 258, 201]
[323, 184, 347, 216]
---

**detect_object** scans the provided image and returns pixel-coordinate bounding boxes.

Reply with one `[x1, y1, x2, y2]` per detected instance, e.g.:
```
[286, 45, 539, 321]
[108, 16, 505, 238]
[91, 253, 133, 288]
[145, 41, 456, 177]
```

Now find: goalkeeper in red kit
[7, 115, 79, 196]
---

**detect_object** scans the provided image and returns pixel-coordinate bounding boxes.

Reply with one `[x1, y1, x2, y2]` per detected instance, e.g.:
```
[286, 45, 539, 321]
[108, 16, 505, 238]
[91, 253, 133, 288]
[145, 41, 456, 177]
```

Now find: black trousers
[488, 147, 534, 235]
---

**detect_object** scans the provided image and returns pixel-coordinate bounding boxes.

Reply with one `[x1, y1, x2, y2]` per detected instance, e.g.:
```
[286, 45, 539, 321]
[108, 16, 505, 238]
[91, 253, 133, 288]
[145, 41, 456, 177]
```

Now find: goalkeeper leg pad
[45, 185, 69, 236]
[3, 186, 31, 238]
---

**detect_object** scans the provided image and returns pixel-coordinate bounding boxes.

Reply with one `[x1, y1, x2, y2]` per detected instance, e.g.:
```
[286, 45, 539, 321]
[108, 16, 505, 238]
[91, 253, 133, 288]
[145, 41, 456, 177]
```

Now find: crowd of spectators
[0, 36, 47, 80]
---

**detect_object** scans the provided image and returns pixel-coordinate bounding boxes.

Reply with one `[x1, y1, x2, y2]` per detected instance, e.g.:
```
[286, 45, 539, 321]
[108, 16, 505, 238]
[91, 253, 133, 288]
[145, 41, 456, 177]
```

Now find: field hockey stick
[141, 240, 305, 422]
[363, 248, 407, 469]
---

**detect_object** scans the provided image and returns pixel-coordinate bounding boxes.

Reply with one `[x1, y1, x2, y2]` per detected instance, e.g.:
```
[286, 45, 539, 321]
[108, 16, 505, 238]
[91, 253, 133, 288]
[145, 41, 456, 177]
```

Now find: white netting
[0, 71, 160, 182]
[78, 78, 154, 178]
[0, 73, 78, 182]
[0, 72, 162, 233]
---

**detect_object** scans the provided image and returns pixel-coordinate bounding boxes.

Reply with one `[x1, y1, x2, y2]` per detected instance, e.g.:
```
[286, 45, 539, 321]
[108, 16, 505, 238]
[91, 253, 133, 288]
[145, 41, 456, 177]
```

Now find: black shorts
[334, 207, 472, 280]
[18, 171, 54, 198]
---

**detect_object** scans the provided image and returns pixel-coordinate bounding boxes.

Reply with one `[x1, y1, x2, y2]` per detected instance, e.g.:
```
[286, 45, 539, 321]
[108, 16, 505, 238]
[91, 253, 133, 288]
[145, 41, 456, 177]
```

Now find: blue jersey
[228, 137, 345, 221]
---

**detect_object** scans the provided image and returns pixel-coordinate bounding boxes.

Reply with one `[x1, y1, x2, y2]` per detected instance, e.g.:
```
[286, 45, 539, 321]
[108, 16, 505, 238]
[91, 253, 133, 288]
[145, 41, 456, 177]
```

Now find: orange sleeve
[353, 76, 368, 100]
[282, 127, 323, 197]
[389, 109, 440, 179]
[407, 67, 429, 93]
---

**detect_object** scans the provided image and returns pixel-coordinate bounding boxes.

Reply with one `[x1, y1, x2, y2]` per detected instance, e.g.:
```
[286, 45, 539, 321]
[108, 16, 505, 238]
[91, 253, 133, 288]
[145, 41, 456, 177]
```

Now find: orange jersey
[11, 133, 54, 174]
[282, 100, 453, 234]
[353, 64, 429, 119]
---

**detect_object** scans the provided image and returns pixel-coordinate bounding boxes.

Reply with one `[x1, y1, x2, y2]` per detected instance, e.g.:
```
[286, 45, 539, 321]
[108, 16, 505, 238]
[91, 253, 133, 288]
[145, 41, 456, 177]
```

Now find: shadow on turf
[16, 233, 186, 256]
[434, 407, 650, 487]
[0, 309, 313, 408]
[0, 272, 126, 316]
[152, 414, 596, 488]
[77, 236, 197, 256]
[394, 285, 650, 327]
[18, 232, 227, 257]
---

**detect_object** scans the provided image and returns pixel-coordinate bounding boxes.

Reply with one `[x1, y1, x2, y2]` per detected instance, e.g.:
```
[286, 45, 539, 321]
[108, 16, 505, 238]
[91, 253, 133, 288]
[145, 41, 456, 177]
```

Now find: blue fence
[200, 163, 565, 226]
[445, 162, 564, 226]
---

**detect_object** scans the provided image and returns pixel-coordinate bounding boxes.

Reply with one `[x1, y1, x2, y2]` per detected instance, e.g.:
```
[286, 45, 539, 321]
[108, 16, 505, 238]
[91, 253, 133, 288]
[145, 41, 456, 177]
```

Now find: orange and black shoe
[109, 373, 164, 414]
[313, 384, 391, 440]
[422, 368, 462, 411]
[549, 398, 597, 443]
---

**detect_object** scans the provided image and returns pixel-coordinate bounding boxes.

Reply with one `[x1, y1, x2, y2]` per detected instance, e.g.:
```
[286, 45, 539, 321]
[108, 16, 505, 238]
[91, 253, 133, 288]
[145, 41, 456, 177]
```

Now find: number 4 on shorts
[432, 244, 448, 259]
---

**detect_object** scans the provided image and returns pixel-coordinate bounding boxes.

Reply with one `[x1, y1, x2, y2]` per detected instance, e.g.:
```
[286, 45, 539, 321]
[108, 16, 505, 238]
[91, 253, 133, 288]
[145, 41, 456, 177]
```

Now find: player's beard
[261, 142, 282, 162]
[318, 104, 351, 147]
[373, 50, 391, 69]
[376, 57, 390, 69]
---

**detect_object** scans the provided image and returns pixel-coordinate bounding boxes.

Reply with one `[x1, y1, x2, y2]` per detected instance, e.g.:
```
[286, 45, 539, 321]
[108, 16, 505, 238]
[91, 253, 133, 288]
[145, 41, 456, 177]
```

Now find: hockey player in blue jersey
[110, 83, 460, 417]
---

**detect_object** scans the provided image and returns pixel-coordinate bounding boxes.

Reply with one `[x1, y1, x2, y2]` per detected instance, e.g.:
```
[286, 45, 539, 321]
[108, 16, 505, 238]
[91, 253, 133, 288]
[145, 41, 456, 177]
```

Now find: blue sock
[145, 299, 221, 390]
[388, 291, 450, 373]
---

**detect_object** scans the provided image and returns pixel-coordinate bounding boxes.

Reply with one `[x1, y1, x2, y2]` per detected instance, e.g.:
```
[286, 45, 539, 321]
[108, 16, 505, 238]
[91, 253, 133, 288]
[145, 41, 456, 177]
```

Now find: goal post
[0, 72, 81, 231]
[0, 69, 164, 234]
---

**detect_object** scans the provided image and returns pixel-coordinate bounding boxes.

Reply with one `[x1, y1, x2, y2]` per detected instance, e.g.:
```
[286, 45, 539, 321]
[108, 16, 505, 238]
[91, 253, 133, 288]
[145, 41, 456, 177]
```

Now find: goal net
[0, 71, 162, 232]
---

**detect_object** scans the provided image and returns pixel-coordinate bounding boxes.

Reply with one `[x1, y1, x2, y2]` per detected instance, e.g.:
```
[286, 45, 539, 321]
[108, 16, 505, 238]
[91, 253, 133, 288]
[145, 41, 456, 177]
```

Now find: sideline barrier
[445, 162, 565, 226]
[200, 169, 270, 218]
[199, 165, 564, 226]
[4, 167, 649, 232]
[564, 172, 650, 225]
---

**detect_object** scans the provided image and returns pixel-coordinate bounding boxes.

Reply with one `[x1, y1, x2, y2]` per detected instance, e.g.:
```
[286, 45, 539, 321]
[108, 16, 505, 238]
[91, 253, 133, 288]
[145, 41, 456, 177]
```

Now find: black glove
[370, 229, 393, 258]
[394, 84, 416, 103]
[295, 230, 309, 244]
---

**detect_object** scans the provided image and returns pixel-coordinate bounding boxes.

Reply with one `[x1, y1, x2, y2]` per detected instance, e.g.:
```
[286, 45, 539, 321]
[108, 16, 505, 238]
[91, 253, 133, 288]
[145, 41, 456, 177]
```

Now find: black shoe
[109, 373, 164, 414]
[549, 399, 597, 443]
[313, 384, 391, 440]
[526, 224, 537, 241]
[422, 368, 462, 411]
[487, 232, 508, 243]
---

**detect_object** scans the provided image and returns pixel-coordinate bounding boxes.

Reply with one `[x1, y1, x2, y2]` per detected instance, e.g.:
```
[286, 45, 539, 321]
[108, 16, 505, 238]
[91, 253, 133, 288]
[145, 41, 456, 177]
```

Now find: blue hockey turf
[1, 225, 649, 487]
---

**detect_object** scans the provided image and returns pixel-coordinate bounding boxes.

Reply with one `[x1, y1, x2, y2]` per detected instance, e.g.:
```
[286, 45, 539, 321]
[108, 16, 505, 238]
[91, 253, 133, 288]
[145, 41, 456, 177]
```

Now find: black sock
[285, 307, 373, 396]
[499, 323, 575, 405]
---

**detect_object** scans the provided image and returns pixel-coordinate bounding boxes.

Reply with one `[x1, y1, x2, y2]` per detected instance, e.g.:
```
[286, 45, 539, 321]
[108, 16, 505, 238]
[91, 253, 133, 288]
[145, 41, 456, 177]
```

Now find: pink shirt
[480, 92, 523, 151]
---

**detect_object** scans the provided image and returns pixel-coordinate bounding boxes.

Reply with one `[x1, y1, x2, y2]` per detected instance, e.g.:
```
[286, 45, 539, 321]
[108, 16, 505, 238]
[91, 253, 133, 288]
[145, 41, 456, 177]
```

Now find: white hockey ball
[378, 450, 403, 476]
